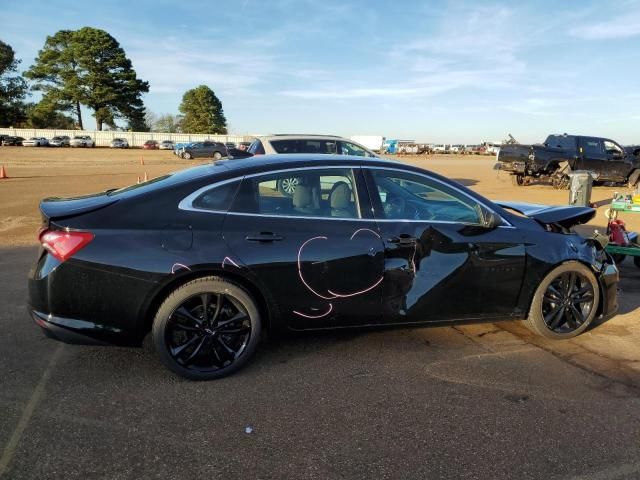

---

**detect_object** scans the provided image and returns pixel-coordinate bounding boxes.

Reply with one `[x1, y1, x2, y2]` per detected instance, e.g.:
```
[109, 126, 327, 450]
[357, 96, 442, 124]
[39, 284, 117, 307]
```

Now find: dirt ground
[1, 146, 639, 385]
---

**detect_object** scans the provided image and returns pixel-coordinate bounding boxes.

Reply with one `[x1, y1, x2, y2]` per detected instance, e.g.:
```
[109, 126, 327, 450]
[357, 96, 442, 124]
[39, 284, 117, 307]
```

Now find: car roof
[257, 134, 349, 141]
[217, 153, 401, 173]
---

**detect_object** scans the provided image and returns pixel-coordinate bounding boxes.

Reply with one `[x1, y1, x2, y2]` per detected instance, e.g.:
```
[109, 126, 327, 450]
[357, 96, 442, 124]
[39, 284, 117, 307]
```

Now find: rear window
[248, 139, 265, 155]
[192, 180, 241, 211]
[545, 135, 574, 150]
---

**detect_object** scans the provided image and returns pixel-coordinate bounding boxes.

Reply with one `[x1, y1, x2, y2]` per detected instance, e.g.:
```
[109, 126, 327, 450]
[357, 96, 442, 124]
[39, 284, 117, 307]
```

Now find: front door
[222, 166, 384, 330]
[577, 137, 608, 176]
[364, 168, 527, 324]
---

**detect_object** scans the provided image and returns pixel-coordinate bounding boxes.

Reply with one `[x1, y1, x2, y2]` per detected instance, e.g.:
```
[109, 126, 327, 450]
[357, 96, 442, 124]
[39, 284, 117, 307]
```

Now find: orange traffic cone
[0, 165, 7, 179]
[140, 156, 144, 166]
[143, 172, 148, 182]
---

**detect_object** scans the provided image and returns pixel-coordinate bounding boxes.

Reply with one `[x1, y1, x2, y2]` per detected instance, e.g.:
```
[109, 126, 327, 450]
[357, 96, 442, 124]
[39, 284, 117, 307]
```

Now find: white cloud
[569, 10, 640, 39]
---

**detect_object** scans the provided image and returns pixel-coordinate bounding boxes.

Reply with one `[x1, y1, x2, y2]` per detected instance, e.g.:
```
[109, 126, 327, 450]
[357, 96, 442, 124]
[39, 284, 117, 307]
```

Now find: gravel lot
[1, 147, 639, 479]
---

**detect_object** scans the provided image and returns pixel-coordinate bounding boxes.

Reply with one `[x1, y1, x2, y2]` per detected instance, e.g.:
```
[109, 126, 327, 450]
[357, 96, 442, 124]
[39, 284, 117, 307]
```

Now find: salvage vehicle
[495, 134, 640, 188]
[248, 135, 377, 157]
[110, 138, 129, 148]
[28, 154, 619, 380]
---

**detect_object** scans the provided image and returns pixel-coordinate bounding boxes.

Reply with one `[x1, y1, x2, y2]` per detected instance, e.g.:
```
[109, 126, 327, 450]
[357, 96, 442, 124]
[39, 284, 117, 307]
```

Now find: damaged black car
[28, 155, 619, 380]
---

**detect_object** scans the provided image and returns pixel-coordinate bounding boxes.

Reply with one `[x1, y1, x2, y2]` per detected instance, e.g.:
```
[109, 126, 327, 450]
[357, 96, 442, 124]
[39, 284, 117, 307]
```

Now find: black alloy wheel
[525, 262, 599, 339]
[541, 271, 595, 334]
[153, 277, 261, 380]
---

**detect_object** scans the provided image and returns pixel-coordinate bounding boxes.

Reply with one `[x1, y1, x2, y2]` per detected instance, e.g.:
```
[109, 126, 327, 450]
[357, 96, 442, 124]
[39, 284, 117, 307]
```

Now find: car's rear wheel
[183, 152, 192, 160]
[152, 277, 261, 380]
[213, 151, 223, 160]
[524, 262, 599, 339]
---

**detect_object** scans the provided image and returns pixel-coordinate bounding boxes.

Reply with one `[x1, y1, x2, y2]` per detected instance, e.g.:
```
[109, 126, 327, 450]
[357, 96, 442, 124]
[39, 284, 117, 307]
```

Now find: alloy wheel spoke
[566, 272, 577, 295]
[544, 304, 563, 325]
[570, 304, 585, 325]
[215, 336, 236, 357]
[549, 307, 566, 330]
[547, 284, 563, 301]
[565, 307, 578, 328]
[211, 293, 223, 325]
[182, 336, 208, 365]
[216, 312, 248, 329]
[170, 334, 201, 358]
[218, 326, 250, 335]
[174, 306, 202, 327]
[200, 293, 212, 323]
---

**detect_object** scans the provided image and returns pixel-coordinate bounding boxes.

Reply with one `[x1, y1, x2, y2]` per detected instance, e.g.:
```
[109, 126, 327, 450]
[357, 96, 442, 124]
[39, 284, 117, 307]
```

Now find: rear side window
[545, 135, 574, 150]
[270, 139, 337, 154]
[192, 180, 241, 211]
[248, 140, 265, 155]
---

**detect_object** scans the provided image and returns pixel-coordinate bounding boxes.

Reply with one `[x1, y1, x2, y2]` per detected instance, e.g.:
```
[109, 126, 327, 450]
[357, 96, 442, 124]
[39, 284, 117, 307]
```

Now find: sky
[3, 0, 640, 143]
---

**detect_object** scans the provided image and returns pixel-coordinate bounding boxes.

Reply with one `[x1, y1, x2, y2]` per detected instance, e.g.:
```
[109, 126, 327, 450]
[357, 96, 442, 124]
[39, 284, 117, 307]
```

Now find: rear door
[363, 167, 526, 324]
[222, 166, 384, 330]
[603, 139, 633, 181]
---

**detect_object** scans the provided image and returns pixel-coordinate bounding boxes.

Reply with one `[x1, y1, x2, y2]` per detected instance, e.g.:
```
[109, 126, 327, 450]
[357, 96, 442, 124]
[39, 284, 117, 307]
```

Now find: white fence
[0, 128, 251, 148]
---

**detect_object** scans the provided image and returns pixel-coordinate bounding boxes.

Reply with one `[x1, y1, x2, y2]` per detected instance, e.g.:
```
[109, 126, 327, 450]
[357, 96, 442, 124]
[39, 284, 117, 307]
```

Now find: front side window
[603, 140, 624, 157]
[369, 170, 482, 224]
[231, 168, 360, 219]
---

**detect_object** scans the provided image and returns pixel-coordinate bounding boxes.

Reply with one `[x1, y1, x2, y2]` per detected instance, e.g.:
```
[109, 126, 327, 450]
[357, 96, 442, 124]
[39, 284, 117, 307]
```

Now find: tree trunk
[76, 101, 83, 130]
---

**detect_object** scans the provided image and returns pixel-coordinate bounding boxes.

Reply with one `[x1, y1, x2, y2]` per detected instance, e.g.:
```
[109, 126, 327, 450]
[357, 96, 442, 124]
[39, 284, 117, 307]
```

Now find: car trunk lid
[40, 193, 119, 224]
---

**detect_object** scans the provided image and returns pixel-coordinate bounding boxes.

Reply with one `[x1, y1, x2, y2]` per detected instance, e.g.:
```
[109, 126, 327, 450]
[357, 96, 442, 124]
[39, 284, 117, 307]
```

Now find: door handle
[388, 235, 417, 246]
[245, 232, 284, 242]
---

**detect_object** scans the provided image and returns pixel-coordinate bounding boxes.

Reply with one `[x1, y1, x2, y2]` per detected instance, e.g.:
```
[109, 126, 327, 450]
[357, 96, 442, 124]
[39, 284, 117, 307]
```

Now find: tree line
[0, 28, 227, 134]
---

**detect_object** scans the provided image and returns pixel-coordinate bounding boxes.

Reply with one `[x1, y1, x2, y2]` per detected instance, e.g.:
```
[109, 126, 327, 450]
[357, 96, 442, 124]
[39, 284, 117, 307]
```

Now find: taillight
[39, 229, 94, 262]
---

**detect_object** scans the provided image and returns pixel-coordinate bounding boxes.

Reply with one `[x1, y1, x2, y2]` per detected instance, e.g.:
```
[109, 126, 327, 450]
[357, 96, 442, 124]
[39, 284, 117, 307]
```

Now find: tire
[183, 152, 192, 160]
[277, 177, 299, 196]
[213, 151, 223, 160]
[628, 170, 640, 189]
[524, 261, 600, 339]
[511, 174, 525, 186]
[152, 276, 261, 380]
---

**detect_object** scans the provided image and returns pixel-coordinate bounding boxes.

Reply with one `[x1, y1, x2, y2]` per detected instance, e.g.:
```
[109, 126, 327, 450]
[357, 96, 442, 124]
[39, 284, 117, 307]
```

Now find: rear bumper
[30, 309, 114, 345]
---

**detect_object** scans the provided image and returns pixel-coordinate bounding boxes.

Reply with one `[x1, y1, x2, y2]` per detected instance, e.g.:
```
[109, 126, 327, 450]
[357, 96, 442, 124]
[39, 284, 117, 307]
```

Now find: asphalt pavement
[1, 246, 639, 480]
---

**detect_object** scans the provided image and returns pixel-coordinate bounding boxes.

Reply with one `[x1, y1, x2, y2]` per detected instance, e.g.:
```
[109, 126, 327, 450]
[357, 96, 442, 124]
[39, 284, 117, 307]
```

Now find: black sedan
[2, 135, 24, 146]
[181, 141, 228, 160]
[28, 155, 619, 380]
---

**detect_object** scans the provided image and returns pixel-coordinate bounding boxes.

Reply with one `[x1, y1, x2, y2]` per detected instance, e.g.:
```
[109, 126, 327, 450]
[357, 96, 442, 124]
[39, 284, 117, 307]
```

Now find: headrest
[293, 185, 312, 208]
[331, 183, 351, 209]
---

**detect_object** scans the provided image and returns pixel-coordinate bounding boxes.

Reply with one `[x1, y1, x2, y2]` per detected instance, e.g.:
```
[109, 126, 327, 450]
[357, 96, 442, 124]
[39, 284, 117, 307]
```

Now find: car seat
[293, 185, 316, 215]
[330, 182, 355, 217]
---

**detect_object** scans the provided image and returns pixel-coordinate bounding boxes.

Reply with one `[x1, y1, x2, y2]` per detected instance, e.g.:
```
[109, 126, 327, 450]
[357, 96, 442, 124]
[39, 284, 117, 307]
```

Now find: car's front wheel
[213, 151, 223, 160]
[525, 261, 599, 339]
[183, 151, 192, 160]
[152, 277, 261, 380]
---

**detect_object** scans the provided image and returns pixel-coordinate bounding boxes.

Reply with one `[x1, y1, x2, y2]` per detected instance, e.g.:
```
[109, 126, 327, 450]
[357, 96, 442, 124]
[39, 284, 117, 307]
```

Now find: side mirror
[483, 210, 502, 229]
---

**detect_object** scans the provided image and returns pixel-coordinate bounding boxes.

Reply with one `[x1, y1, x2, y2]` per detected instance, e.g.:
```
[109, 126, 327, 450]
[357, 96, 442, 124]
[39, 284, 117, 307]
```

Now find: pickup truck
[495, 134, 640, 188]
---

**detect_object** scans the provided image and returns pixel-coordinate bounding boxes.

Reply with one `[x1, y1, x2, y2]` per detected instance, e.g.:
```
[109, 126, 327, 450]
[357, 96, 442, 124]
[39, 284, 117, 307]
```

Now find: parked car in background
[237, 141, 252, 150]
[432, 144, 450, 154]
[248, 135, 377, 157]
[1, 136, 24, 146]
[225, 142, 236, 150]
[70, 135, 95, 148]
[28, 154, 619, 380]
[159, 140, 174, 150]
[110, 138, 129, 148]
[181, 141, 228, 160]
[143, 140, 158, 150]
[49, 136, 70, 147]
[23, 137, 49, 147]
